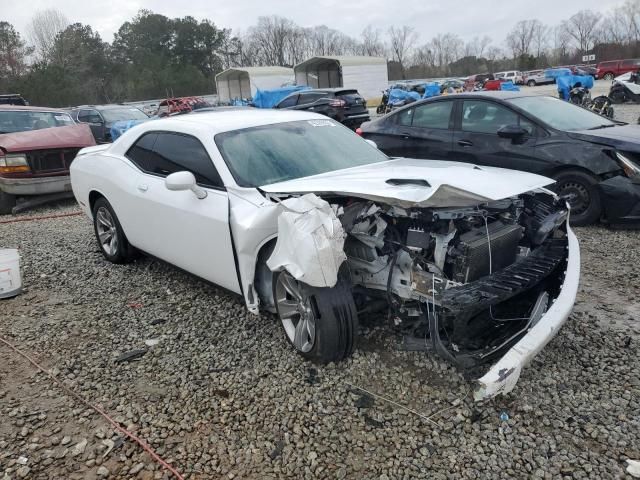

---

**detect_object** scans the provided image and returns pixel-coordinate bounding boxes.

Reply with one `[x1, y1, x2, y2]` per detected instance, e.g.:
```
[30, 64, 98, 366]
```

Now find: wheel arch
[252, 236, 278, 313]
[88, 190, 106, 214]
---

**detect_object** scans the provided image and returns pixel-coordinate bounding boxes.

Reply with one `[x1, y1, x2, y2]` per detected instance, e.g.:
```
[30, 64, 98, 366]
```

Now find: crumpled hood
[261, 158, 555, 208]
[0, 124, 96, 153]
[567, 124, 640, 149]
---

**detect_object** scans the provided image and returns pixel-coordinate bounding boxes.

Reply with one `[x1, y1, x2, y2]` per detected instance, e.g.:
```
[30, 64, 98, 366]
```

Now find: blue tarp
[423, 83, 441, 98]
[388, 88, 421, 105]
[556, 75, 595, 100]
[544, 68, 572, 79]
[253, 85, 311, 109]
[500, 81, 520, 92]
[110, 119, 152, 141]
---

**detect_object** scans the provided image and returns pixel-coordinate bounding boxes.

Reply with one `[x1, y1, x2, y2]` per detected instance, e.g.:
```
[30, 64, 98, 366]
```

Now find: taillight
[329, 98, 346, 108]
[355, 127, 363, 136]
[0, 153, 30, 174]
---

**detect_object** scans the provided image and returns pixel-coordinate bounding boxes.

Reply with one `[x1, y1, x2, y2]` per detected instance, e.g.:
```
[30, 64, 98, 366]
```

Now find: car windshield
[0, 110, 74, 134]
[508, 96, 617, 131]
[101, 107, 148, 122]
[215, 119, 388, 187]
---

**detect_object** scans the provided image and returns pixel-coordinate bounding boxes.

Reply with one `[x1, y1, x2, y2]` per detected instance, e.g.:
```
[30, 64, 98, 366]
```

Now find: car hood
[0, 124, 96, 153]
[260, 158, 554, 208]
[567, 124, 640, 149]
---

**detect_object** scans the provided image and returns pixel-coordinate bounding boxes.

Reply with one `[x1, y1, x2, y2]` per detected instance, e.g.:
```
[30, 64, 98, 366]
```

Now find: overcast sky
[7, 0, 625, 46]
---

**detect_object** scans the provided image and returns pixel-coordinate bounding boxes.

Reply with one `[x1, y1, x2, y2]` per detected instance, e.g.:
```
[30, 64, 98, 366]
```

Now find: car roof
[0, 105, 68, 113]
[73, 104, 143, 110]
[419, 91, 533, 102]
[111, 109, 329, 152]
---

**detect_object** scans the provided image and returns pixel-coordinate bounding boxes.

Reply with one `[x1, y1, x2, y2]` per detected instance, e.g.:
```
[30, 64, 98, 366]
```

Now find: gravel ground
[1, 197, 639, 480]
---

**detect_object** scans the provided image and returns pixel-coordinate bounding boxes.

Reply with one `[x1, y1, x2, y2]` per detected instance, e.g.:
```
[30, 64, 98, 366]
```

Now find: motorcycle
[587, 95, 615, 119]
[569, 86, 591, 106]
[376, 89, 389, 115]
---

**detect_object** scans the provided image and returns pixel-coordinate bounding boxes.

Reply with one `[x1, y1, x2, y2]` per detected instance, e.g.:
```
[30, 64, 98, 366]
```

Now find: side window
[298, 92, 326, 105]
[411, 101, 454, 129]
[277, 95, 298, 108]
[151, 132, 223, 188]
[397, 107, 414, 127]
[126, 133, 158, 171]
[77, 109, 101, 124]
[461, 101, 519, 134]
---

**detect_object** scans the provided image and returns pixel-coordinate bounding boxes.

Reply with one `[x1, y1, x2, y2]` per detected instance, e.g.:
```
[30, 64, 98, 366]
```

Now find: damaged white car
[70, 110, 580, 400]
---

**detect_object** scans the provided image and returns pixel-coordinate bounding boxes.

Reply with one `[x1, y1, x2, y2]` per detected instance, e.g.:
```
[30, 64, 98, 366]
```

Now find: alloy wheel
[275, 271, 316, 353]
[96, 206, 119, 256]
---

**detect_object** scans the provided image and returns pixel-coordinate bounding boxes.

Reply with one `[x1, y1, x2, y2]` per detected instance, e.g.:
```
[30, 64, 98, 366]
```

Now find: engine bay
[334, 190, 570, 368]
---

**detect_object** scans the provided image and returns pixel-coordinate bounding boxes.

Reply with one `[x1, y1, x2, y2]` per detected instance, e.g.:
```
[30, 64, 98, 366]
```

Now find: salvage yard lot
[1, 201, 639, 479]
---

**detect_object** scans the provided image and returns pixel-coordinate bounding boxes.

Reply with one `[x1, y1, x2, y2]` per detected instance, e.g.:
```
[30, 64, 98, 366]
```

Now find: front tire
[552, 170, 602, 226]
[0, 190, 16, 215]
[527, 80, 536, 87]
[603, 72, 615, 81]
[273, 270, 358, 363]
[92, 197, 136, 263]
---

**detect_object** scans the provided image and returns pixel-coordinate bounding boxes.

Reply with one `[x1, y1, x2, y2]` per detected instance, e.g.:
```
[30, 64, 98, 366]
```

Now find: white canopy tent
[294, 56, 388, 100]
[215, 67, 294, 102]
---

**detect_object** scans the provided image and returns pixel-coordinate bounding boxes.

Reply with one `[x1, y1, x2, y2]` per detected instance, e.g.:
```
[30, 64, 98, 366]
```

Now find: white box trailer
[294, 56, 388, 101]
[215, 67, 294, 103]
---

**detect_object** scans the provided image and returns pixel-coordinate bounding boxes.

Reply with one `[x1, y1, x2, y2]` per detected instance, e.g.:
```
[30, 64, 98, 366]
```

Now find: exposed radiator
[450, 221, 524, 283]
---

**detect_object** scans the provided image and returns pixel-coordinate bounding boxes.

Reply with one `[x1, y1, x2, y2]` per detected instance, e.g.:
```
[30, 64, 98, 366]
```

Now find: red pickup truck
[596, 59, 640, 80]
[0, 106, 95, 214]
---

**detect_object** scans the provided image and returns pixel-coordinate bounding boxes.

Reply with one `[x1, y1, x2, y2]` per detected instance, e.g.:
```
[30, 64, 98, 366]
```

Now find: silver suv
[524, 70, 555, 87]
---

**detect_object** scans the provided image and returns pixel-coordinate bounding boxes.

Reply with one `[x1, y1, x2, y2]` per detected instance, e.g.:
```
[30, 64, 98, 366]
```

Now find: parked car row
[359, 92, 640, 227]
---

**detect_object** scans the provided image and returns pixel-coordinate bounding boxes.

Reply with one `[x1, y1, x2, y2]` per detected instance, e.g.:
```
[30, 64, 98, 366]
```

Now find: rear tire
[92, 197, 137, 263]
[552, 170, 602, 226]
[527, 80, 536, 87]
[273, 270, 358, 363]
[0, 190, 16, 215]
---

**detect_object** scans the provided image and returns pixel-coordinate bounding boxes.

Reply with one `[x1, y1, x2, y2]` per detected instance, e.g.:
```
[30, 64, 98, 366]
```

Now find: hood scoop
[385, 178, 431, 187]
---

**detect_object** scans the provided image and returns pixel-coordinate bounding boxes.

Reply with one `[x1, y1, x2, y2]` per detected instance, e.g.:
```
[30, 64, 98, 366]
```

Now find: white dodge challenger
[70, 109, 580, 400]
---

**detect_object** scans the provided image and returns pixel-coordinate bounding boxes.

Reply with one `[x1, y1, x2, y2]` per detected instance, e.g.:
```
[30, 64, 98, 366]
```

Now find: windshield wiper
[587, 124, 618, 130]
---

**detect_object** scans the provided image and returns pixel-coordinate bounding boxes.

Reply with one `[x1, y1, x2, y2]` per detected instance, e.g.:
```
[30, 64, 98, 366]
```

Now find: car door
[452, 99, 542, 172]
[394, 100, 455, 159]
[76, 109, 106, 142]
[122, 131, 241, 293]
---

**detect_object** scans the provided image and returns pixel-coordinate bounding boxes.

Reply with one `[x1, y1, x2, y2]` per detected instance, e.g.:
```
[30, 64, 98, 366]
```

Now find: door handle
[458, 140, 474, 147]
[137, 184, 148, 192]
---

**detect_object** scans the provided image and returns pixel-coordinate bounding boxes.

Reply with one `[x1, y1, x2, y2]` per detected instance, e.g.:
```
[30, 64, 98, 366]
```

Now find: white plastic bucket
[0, 249, 22, 299]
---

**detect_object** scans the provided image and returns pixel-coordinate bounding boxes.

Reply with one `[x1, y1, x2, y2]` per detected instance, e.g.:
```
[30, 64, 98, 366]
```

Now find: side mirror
[497, 124, 528, 139]
[365, 139, 378, 149]
[165, 171, 207, 199]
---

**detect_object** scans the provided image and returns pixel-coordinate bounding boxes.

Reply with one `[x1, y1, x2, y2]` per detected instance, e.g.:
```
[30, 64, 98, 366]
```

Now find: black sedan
[359, 92, 640, 226]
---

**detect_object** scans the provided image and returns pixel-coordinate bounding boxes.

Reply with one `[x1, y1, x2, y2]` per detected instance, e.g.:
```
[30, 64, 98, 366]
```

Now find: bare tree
[387, 26, 417, 78]
[505, 20, 541, 59]
[430, 33, 463, 70]
[563, 10, 600, 54]
[359, 25, 385, 57]
[26, 9, 69, 63]
[532, 22, 549, 60]
[464, 35, 492, 58]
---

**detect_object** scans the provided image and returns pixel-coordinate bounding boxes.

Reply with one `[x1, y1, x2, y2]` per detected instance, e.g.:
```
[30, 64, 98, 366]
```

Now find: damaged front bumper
[597, 175, 640, 227]
[473, 225, 580, 401]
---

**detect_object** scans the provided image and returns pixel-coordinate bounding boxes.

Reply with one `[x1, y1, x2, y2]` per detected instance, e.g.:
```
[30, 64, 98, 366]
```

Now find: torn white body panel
[261, 158, 555, 209]
[474, 225, 580, 401]
[267, 194, 346, 288]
